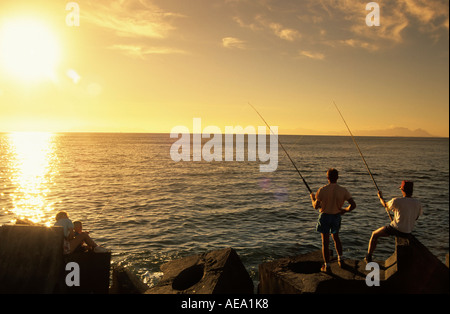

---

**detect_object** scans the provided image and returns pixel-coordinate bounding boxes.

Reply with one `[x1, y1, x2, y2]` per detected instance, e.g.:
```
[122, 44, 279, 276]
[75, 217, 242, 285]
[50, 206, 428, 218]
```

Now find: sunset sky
[0, 0, 448, 137]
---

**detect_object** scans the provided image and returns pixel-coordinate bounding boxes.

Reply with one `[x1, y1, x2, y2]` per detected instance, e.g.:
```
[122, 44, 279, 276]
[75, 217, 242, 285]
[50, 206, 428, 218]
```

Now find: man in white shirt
[365, 181, 422, 263]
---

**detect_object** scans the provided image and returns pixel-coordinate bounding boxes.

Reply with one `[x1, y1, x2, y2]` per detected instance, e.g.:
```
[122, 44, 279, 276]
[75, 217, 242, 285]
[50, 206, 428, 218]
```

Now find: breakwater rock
[145, 247, 254, 294]
[1, 223, 448, 294]
[258, 250, 373, 294]
[258, 234, 449, 294]
[0, 224, 64, 293]
[0, 224, 111, 294]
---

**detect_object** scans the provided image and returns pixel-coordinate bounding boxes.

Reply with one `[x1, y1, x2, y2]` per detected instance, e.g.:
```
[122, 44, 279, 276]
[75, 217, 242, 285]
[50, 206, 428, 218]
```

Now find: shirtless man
[310, 168, 356, 272]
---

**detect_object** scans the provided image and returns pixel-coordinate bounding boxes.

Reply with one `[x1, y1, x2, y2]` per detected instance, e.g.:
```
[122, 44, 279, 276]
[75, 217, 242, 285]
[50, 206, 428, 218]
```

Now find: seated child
[73, 220, 89, 252]
[54, 211, 109, 254]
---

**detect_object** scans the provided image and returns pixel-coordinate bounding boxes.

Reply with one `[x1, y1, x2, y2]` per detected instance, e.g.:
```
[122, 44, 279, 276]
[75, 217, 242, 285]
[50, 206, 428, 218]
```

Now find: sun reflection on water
[4, 132, 58, 226]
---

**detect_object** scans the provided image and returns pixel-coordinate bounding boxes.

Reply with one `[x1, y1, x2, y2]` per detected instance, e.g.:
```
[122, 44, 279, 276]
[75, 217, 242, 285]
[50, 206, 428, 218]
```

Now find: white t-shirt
[54, 218, 74, 238]
[387, 197, 423, 233]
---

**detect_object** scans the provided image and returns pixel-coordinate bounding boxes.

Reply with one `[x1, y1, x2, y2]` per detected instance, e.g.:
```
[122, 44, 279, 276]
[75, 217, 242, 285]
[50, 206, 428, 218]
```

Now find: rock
[384, 235, 449, 293]
[0, 224, 112, 294]
[258, 234, 449, 294]
[64, 250, 112, 294]
[110, 265, 150, 294]
[258, 250, 375, 294]
[0, 224, 65, 293]
[146, 247, 254, 294]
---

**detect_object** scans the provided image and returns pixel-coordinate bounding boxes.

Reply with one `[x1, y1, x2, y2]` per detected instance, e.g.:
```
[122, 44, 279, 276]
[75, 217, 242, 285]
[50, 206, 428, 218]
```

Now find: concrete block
[0, 225, 64, 293]
[63, 251, 112, 294]
[146, 247, 254, 294]
[258, 250, 376, 294]
[259, 235, 449, 294]
[385, 235, 449, 293]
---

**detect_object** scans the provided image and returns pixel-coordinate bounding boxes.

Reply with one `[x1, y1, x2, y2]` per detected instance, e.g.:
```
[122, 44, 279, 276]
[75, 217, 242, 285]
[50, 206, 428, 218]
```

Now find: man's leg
[321, 233, 330, 266]
[331, 233, 343, 263]
[69, 232, 98, 254]
[366, 226, 389, 261]
[330, 214, 343, 266]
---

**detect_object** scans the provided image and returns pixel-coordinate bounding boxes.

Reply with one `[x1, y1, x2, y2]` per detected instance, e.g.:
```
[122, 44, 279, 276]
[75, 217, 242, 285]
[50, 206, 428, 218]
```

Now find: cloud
[222, 37, 247, 49]
[254, 15, 302, 41]
[348, 3, 410, 45]
[82, 1, 187, 58]
[299, 50, 325, 60]
[268, 22, 301, 41]
[233, 16, 263, 32]
[109, 44, 186, 58]
[339, 39, 379, 51]
[83, 0, 181, 38]
[401, 0, 449, 25]
[234, 14, 302, 42]
[315, 0, 448, 45]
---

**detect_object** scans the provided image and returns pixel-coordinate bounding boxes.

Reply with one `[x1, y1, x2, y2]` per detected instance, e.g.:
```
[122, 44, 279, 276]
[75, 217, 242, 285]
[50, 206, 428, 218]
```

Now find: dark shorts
[316, 213, 341, 234]
[384, 225, 411, 238]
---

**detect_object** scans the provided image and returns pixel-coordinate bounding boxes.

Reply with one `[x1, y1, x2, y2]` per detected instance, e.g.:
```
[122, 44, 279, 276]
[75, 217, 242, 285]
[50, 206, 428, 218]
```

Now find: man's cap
[399, 180, 413, 192]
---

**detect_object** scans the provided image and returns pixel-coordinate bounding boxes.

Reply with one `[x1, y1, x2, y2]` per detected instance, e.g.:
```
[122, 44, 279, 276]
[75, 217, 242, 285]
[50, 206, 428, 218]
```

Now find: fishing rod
[249, 102, 312, 194]
[333, 100, 393, 221]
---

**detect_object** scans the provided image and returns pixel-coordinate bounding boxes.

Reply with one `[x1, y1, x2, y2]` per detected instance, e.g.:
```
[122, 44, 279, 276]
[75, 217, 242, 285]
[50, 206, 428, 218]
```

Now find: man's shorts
[316, 213, 341, 234]
[384, 225, 411, 238]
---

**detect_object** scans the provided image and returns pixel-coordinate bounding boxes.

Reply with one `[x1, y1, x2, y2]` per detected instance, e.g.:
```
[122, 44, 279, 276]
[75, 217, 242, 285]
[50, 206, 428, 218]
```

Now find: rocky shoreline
[112, 234, 449, 294]
[0, 224, 448, 294]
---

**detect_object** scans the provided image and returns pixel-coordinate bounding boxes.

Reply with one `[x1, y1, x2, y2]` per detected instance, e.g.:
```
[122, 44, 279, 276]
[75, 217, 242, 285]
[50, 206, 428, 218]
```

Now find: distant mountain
[353, 127, 436, 137]
[280, 126, 439, 137]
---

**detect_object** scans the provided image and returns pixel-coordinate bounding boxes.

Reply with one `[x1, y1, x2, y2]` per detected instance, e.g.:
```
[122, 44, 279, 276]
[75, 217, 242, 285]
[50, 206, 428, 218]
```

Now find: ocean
[0, 132, 448, 288]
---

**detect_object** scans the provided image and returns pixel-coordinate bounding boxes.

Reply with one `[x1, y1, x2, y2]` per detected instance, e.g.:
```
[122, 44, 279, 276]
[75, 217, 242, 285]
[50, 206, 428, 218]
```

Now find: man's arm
[378, 191, 388, 208]
[310, 193, 320, 210]
[341, 197, 356, 213]
[416, 203, 423, 220]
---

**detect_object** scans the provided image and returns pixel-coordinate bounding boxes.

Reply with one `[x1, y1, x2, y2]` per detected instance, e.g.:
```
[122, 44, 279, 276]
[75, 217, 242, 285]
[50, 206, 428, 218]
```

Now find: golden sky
[0, 0, 448, 137]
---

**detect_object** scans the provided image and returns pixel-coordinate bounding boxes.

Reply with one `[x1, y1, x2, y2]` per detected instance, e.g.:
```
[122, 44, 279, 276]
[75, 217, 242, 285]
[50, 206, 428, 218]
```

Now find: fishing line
[249, 102, 312, 194]
[333, 100, 393, 221]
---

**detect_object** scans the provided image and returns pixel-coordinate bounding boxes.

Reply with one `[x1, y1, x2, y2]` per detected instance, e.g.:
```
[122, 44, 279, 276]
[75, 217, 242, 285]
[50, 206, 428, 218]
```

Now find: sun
[0, 17, 61, 82]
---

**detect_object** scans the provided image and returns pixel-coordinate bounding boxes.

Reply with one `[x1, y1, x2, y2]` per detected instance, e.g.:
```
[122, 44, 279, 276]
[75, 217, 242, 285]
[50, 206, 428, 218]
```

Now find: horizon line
[0, 130, 447, 139]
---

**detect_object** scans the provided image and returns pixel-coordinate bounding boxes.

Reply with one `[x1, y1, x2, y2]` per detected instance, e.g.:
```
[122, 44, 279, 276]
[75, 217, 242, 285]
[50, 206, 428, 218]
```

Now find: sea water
[0, 133, 448, 287]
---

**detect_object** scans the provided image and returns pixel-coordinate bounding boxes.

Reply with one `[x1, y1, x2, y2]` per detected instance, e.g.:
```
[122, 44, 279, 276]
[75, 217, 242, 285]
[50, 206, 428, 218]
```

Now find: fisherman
[365, 180, 422, 263]
[310, 168, 356, 272]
